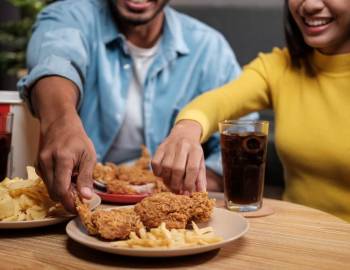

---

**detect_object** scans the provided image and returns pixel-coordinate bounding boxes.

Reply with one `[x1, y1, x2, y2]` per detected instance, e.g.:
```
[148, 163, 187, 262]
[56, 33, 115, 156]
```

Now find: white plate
[0, 193, 101, 229]
[66, 207, 249, 257]
[208, 191, 225, 200]
[93, 180, 107, 190]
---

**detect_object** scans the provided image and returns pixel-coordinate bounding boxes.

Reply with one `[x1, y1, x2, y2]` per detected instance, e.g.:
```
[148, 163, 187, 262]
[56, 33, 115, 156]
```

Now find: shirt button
[123, 64, 130, 69]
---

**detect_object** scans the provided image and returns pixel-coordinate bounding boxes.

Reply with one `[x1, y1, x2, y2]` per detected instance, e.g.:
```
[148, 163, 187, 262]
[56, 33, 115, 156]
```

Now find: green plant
[0, 0, 53, 76]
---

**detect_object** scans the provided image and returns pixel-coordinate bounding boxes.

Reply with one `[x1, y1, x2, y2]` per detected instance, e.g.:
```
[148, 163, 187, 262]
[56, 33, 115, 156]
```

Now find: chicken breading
[134, 192, 215, 230]
[90, 208, 143, 240]
[75, 191, 215, 241]
[190, 192, 216, 223]
[134, 192, 192, 229]
[74, 194, 143, 240]
[93, 145, 169, 194]
[106, 166, 168, 194]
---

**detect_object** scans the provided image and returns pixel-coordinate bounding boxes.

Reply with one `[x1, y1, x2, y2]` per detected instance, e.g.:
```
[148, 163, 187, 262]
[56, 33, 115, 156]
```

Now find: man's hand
[31, 76, 96, 212]
[152, 120, 206, 194]
[38, 111, 96, 213]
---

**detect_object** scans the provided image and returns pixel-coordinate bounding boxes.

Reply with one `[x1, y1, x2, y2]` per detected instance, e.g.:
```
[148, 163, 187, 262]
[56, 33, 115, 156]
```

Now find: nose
[300, 0, 325, 16]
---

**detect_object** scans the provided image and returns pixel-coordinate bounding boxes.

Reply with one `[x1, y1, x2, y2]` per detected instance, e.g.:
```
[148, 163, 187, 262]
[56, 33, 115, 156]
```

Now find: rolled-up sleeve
[17, 4, 90, 111]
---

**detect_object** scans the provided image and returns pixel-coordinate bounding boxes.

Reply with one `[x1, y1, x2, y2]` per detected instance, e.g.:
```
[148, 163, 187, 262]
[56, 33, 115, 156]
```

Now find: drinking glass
[219, 120, 269, 212]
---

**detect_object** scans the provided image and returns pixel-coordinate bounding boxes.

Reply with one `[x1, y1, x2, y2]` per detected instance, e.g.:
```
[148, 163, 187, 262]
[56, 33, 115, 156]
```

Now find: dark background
[0, 0, 20, 90]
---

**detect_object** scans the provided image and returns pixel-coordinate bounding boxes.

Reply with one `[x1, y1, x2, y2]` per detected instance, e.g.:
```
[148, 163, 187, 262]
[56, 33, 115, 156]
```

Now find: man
[18, 0, 257, 211]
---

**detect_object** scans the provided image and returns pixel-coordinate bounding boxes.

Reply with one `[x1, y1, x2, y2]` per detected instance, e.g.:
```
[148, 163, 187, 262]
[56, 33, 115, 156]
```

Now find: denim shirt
[18, 0, 258, 174]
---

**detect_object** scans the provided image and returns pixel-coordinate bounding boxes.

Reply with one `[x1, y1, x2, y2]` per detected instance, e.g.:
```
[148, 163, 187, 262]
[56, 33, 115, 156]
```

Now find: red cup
[0, 112, 13, 180]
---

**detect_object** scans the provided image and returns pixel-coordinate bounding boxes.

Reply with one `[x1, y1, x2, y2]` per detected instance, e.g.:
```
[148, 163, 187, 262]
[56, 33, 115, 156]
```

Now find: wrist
[174, 120, 203, 142]
[40, 109, 80, 135]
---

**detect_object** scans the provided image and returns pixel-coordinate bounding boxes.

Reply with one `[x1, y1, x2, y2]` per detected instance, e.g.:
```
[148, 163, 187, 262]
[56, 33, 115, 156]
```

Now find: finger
[183, 146, 203, 193]
[196, 157, 207, 192]
[53, 150, 76, 212]
[151, 144, 165, 176]
[159, 148, 176, 188]
[76, 150, 95, 200]
[182, 190, 190, 196]
[67, 185, 78, 214]
[170, 142, 190, 193]
[38, 149, 56, 201]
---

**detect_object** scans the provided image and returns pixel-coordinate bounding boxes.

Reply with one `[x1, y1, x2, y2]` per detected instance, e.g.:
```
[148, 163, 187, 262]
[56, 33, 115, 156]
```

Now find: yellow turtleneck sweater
[176, 48, 350, 222]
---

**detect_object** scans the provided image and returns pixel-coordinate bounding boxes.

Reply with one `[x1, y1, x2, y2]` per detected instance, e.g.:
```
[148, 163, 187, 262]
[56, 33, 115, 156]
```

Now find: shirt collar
[312, 49, 350, 74]
[100, 4, 189, 55]
[100, 1, 125, 46]
[162, 7, 189, 55]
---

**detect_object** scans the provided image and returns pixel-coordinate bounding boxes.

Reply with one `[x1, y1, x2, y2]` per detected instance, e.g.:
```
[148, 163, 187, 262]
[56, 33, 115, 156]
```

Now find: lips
[125, 0, 154, 12]
[301, 17, 334, 35]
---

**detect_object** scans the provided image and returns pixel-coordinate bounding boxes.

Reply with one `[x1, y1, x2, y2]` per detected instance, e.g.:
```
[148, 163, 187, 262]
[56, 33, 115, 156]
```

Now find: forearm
[31, 76, 80, 132]
[176, 67, 270, 143]
[30, 76, 95, 212]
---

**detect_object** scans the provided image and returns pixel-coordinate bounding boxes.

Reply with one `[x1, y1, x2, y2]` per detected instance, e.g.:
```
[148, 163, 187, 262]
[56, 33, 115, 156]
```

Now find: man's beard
[109, 0, 169, 26]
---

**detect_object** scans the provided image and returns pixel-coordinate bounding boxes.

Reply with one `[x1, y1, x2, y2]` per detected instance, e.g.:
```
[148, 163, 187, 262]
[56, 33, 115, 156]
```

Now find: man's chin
[118, 9, 165, 26]
[120, 15, 156, 26]
[111, 0, 168, 27]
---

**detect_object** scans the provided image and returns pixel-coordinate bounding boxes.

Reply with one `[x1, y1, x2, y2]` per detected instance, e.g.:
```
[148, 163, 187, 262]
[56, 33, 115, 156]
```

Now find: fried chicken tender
[107, 166, 168, 194]
[90, 208, 143, 240]
[74, 194, 143, 240]
[134, 145, 151, 169]
[93, 163, 116, 184]
[134, 192, 192, 229]
[190, 192, 216, 223]
[105, 180, 138, 194]
[134, 192, 215, 230]
[93, 145, 169, 194]
[74, 194, 98, 235]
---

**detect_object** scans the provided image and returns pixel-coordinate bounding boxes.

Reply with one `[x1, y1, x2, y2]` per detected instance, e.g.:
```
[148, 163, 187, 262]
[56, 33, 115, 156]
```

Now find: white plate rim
[0, 193, 101, 229]
[93, 180, 107, 190]
[66, 207, 249, 257]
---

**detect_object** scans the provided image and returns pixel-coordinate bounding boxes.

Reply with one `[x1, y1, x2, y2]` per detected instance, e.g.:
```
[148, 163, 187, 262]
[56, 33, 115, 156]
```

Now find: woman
[151, 0, 350, 222]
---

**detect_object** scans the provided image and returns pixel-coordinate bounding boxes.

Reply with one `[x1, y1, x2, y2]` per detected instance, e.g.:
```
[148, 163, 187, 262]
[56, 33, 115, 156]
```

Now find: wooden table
[1, 198, 349, 270]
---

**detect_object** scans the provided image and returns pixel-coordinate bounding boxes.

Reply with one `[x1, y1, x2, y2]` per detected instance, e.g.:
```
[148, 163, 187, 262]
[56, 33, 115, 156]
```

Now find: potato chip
[26, 166, 40, 180]
[26, 205, 47, 220]
[0, 194, 16, 220]
[0, 166, 65, 221]
[17, 194, 36, 210]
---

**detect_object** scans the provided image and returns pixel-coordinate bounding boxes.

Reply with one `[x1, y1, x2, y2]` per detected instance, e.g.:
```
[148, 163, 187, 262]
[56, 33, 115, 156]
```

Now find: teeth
[304, 18, 332, 27]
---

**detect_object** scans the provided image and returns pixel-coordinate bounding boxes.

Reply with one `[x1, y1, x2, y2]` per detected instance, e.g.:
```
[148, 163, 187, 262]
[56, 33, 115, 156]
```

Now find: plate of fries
[66, 206, 249, 257]
[0, 166, 101, 229]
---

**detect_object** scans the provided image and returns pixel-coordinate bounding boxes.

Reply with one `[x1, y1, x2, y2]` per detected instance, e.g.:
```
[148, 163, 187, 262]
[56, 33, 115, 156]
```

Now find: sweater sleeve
[175, 51, 279, 143]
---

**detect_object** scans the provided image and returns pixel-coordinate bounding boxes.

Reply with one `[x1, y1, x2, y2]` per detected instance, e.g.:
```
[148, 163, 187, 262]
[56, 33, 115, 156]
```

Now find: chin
[114, 0, 166, 25]
[303, 36, 334, 51]
[121, 14, 155, 24]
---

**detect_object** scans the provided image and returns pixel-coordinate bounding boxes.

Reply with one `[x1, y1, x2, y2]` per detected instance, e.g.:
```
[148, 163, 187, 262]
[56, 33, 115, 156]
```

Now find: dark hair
[284, 0, 314, 75]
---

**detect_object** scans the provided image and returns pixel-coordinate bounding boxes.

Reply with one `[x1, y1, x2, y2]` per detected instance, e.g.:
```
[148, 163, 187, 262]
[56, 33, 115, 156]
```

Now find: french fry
[111, 222, 223, 249]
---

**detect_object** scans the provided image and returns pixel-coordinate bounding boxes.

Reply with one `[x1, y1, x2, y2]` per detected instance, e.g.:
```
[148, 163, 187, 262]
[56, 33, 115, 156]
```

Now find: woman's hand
[152, 120, 206, 194]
